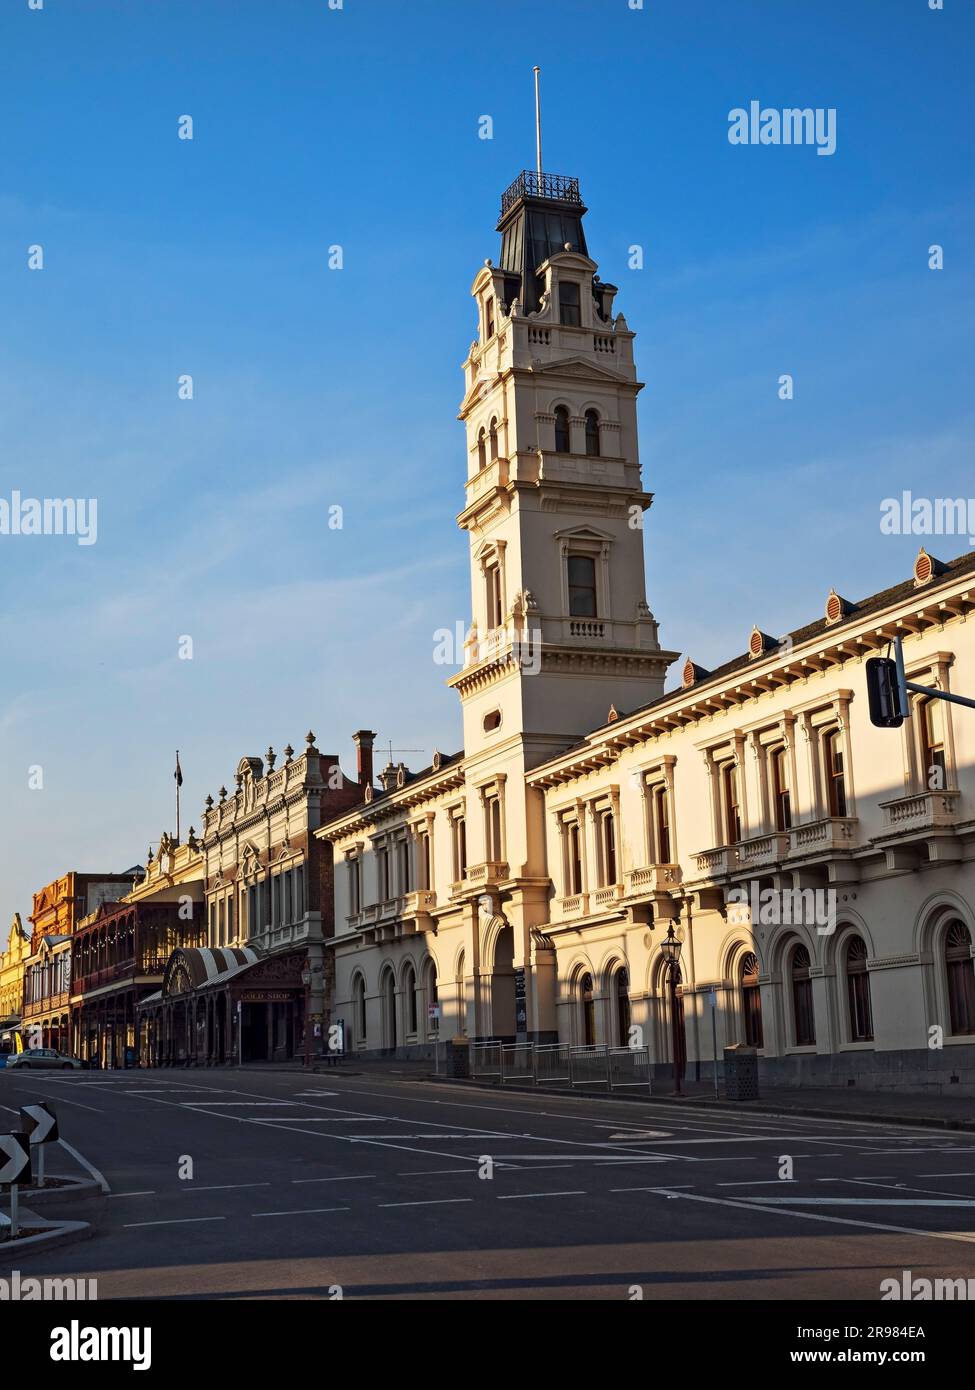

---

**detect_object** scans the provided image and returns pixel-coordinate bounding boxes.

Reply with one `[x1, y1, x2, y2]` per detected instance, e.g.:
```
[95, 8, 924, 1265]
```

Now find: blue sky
[0, 0, 972, 920]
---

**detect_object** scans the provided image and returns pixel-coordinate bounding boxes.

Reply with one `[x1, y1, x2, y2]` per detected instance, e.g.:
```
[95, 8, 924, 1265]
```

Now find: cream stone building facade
[318, 169, 975, 1092]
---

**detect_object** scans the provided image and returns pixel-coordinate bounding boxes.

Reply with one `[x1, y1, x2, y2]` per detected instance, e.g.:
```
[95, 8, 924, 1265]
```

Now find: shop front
[140, 945, 307, 1066]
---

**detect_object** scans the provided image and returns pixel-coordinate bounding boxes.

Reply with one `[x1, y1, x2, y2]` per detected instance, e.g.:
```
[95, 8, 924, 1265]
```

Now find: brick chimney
[352, 730, 376, 791]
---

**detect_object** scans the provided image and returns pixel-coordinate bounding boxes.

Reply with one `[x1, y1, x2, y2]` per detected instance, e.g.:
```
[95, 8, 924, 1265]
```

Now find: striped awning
[161, 946, 260, 997]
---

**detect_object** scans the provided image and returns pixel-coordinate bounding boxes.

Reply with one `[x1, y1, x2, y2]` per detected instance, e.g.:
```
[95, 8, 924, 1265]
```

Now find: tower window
[477, 427, 486, 470]
[567, 554, 597, 617]
[485, 296, 495, 339]
[584, 410, 600, 457]
[489, 417, 498, 460]
[559, 281, 581, 327]
[554, 405, 570, 453]
[486, 563, 503, 628]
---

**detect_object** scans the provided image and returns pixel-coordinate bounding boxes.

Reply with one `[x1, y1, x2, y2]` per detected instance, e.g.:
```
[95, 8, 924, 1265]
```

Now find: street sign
[21, 1102, 58, 1146]
[0, 1132, 31, 1188]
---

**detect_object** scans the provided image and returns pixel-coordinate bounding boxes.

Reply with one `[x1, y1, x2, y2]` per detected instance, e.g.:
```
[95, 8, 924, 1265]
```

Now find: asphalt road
[4, 1067, 975, 1300]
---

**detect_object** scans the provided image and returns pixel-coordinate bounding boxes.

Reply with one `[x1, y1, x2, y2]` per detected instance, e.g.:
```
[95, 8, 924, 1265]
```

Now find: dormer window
[485, 296, 495, 340]
[584, 409, 600, 457]
[559, 280, 581, 327]
[554, 405, 570, 453]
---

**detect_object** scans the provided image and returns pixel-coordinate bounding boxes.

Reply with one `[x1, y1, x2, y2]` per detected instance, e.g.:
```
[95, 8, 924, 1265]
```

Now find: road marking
[124, 1216, 226, 1228]
[109, 1190, 156, 1198]
[497, 1190, 586, 1200]
[919, 1171, 975, 1178]
[183, 1182, 271, 1192]
[610, 1184, 696, 1192]
[743, 1196, 975, 1207]
[636, 1185, 975, 1245]
[378, 1198, 474, 1208]
[57, 1138, 110, 1193]
[291, 1174, 378, 1184]
[719, 1180, 797, 1187]
[252, 1207, 350, 1218]
[181, 1101, 298, 1107]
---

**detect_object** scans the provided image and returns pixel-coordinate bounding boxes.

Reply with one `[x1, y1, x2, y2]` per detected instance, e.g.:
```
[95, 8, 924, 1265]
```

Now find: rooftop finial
[533, 66, 542, 177]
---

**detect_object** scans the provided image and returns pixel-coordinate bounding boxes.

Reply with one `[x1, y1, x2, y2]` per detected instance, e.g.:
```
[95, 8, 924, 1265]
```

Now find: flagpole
[175, 749, 181, 845]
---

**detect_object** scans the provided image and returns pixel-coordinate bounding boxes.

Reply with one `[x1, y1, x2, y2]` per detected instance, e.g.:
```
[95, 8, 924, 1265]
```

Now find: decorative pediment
[554, 524, 614, 544]
[530, 356, 626, 383]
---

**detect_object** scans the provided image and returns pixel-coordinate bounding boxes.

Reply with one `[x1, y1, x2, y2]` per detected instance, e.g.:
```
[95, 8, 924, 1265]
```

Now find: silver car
[5, 1048, 83, 1071]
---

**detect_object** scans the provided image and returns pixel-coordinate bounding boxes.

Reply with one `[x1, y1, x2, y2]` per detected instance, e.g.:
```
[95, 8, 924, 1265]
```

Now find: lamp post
[660, 921, 684, 1096]
[300, 963, 311, 1069]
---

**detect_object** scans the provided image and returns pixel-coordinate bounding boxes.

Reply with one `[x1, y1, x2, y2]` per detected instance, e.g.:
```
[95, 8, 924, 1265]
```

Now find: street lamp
[660, 921, 684, 1096]
[300, 964, 311, 1070]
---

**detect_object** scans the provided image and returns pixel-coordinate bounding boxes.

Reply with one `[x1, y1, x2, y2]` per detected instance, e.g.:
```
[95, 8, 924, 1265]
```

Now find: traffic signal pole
[894, 636, 975, 715]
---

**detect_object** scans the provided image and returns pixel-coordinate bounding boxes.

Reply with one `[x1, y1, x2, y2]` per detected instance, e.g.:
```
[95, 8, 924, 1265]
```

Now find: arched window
[824, 729, 847, 817]
[554, 405, 570, 453]
[791, 944, 815, 1046]
[489, 417, 498, 460]
[477, 428, 486, 470]
[404, 962, 418, 1035]
[741, 952, 763, 1048]
[615, 967, 631, 1047]
[920, 697, 947, 789]
[580, 972, 596, 1046]
[945, 920, 975, 1035]
[353, 974, 366, 1043]
[845, 936, 873, 1041]
[584, 409, 600, 457]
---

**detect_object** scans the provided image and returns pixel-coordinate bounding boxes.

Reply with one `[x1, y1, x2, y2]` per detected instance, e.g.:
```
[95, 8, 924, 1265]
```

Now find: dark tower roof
[496, 169, 590, 315]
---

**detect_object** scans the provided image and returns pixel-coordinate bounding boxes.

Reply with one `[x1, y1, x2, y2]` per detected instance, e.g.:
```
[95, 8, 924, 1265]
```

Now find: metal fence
[467, 1041, 651, 1093]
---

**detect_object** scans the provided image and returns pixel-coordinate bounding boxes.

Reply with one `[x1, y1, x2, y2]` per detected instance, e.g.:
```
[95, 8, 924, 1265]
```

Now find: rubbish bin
[445, 1036, 470, 1079]
[723, 1044, 759, 1101]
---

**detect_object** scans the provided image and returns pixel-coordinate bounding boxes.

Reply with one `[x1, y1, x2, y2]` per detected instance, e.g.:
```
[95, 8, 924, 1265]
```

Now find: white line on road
[610, 1185, 696, 1192]
[109, 1191, 157, 1198]
[291, 1175, 377, 1184]
[183, 1182, 271, 1192]
[57, 1138, 111, 1193]
[743, 1196, 975, 1207]
[252, 1207, 351, 1218]
[378, 1198, 474, 1208]
[123, 1217, 226, 1228]
[719, 1180, 797, 1187]
[497, 1190, 586, 1200]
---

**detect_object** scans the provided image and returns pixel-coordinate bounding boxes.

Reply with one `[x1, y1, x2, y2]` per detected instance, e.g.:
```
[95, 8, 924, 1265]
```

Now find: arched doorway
[580, 973, 596, 1045]
[491, 924, 516, 1041]
[741, 951, 764, 1048]
[381, 968, 397, 1052]
[614, 967, 631, 1047]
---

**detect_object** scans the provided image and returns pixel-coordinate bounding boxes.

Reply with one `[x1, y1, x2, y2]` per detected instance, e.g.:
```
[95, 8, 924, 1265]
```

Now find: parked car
[5, 1048, 84, 1071]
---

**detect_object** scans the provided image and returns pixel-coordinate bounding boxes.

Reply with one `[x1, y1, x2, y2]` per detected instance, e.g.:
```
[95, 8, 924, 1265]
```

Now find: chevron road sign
[20, 1102, 58, 1146]
[0, 1132, 31, 1188]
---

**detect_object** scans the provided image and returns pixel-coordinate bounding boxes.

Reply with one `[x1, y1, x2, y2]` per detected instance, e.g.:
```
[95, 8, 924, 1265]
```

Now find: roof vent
[607, 704, 620, 723]
[825, 589, 853, 625]
[914, 546, 946, 586]
[682, 659, 709, 688]
[748, 627, 777, 659]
